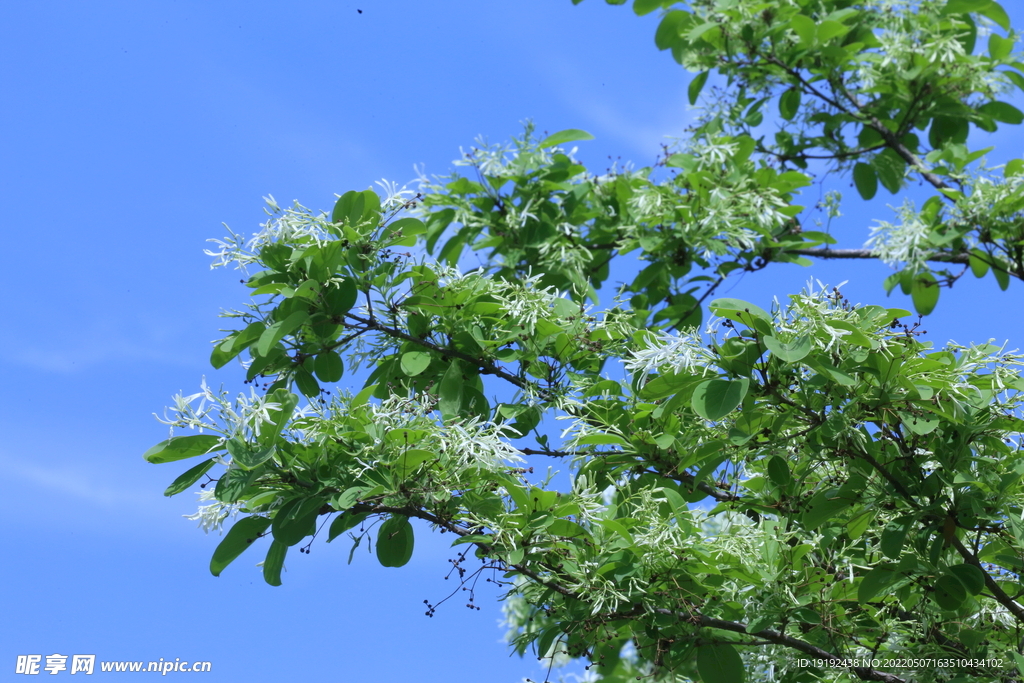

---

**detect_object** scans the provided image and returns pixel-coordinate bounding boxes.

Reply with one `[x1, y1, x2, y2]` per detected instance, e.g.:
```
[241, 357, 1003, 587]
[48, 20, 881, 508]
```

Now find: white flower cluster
[362, 394, 526, 472]
[205, 197, 333, 271]
[622, 329, 715, 377]
[864, 200, 932, 269]
[154, 377, 283, 441]
[373, 178, 416, 213]
[183, 488, 245, 534]
[773, 279, 860, 353]
[855, 0, 1002, 96]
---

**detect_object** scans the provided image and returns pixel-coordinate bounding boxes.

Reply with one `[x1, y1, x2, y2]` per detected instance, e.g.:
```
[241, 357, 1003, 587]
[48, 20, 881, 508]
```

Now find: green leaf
[708, 298, 773, 333]
[779, 88, 800, 121]
[332, 190, 364, 225]
[232, 443, 277, 470]
[215, 467, 258, 503]
[256, 310, 310, 357]
[211, 321, 265, 369]
[858, 567, 896, 603]
[766, 456, 791, 486]
[802, 488, 854, 529]
[1010, 653, 1024, 682]
[948, 564, 985, 595]
[210, 515, 272, 576]
[983, 1, 1010, 31]
[438, 360, 465, 419]
[910, 271, 939, 315]
[989, 33, 1014, 60]
[942, 0, 991, 15]
[789, 14, 815, 46]
[691, 378, 749, 421]
[383, 217, 426, 246]
[577, 433, 630, 447]
[376, 515, 415, 567]
[294, 369, 320, 399]
[969, 249, 990, 277]
[400, 350, 431, 377]
[994, 262, 1011, 290]
[933, 574, 968, 610]
[816, 19, 848, 43]
[538, 129, 595, 148]
[535, 625, 562, 659]
[696, 643, 745, 683]
[852, 162, 877, 200]
[265, 389, 299, 441]
[763, 335, 811, 363]
[393, 448, 434, 480]
[873, 149, 906, 194]
[328, 511, 370, 542]
[654, 10, 690, 51]
[688, 70, 709, 105]
[143, 435, 222, 464]
[880, 524, 908, 559]
[899, 411, 940, 435]
[323, 279, 358, 316]
[163, 457, 216, 496]
[314, 350, 344, 383]
[272, 496, 326, 547]
[979, 101, 1024, 124]
[263, 540, 287, 586]
[632, 0, 666, 15]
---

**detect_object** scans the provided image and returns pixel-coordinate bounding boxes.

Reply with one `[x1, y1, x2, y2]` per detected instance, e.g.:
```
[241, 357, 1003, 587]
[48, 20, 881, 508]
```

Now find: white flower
[865, 201, 931, 268]
[183, 489, 244, 535]
[622, 330, 714, 376]
[374, 178, 416, 211]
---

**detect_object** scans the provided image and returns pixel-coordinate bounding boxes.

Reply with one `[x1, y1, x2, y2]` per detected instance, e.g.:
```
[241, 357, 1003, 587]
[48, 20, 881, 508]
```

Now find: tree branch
[344, 311, 555, 401]
[950, 535, 1024, 624]
[789, 248, 969, 265]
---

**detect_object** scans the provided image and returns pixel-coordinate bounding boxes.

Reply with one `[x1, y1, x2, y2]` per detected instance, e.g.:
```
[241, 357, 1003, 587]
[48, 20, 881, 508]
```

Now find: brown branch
[790, 248, 969, 265]
[950, 535, 1024, 623]
[692, 613, 908, 683]
[344, 311, 554, 401]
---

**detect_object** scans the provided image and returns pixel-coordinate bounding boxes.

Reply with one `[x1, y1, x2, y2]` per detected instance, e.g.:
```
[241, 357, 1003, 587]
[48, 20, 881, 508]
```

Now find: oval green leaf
[294, 369, 320, 399]
[376, 515, 415, 568]
[696, 643, 745, 683]
[210, 515, 273, 576]
[272, 496, 326, 547]
[438, 360, 465, 419]
[538, 129, 595, 148]
[394, 448, 434, 480]
[691, 378, 749, 421]
[400, 350, 431, 377]
[257, 310, 310, 357]
[979, 101, 1024, 124]
[328, 511, 370, 542]
[314, 350, 344, 383]
[802, 488, 854, 529]
[763, 335, 811, 363]
[910, 271, 939, 315]
[880, 524, 908, 559]
[766, 455, 791, 486]
[163, 457, 216, 497]
[858, 567, 896, 604]
[779, 88, 800, 121]
[933, 574, 968, 610]
[948, 563, 985, 595]
[263, 539, 287, 586]
[144, 435, 223, 464]
[688, 70, 709, 105]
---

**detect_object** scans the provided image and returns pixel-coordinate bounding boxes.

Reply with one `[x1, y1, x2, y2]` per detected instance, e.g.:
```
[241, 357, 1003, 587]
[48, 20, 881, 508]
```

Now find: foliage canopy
[149, 1, 1024, 681]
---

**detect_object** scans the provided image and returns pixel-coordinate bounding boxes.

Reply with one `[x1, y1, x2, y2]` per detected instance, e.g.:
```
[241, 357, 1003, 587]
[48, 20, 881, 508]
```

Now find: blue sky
[3, 2, 1024, 681]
